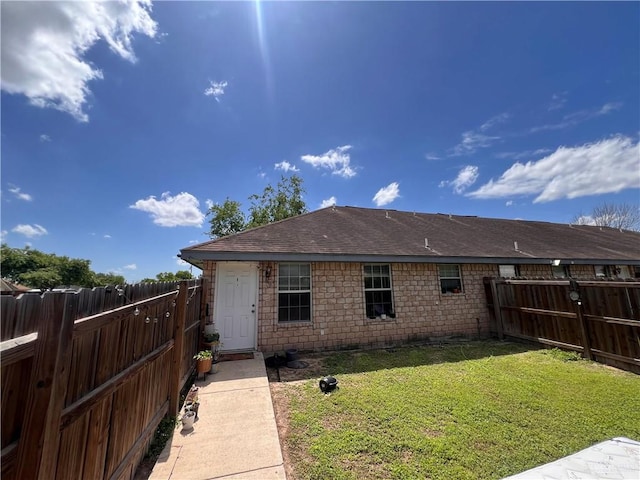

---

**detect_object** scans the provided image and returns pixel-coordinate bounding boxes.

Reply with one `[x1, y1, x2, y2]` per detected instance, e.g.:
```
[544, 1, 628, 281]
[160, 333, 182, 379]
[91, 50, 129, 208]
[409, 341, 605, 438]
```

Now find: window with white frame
[278, 263, 311, 322]
[499, 265, 519, 278]
[364, 264, 394, 318]
[439, 264, 463, 294]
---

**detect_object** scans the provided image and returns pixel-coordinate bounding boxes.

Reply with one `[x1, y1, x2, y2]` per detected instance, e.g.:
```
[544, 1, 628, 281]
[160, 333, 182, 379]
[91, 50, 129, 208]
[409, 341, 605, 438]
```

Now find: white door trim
[214, 262, 258, 351]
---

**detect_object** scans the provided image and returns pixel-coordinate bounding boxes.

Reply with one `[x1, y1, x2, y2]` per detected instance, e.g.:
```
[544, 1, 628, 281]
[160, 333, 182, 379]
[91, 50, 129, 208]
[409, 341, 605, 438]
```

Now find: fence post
[169, 281, 189, 416]
[573, 284, 592, 360]
[489, 278, 505, 340]
[15, 292, 77, 480]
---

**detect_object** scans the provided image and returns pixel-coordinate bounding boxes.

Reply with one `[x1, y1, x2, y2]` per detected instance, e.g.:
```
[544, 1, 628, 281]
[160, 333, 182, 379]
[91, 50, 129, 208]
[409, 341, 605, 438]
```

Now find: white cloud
[320, 196, 337, 208]
[495, 148, 552, 160]
[8, 186, 32, 201]
[0, 230, 7, 242]
[505, 200, 514, 207]
[301, 145, 356, 178]
[530, 102, 622, 133]
[39, 134, 51, 142]
[547, 92, 568, 111]
[130, 192, 205, 227]
[274, 160, 299, 172]
[372, 182, 400, 207]
[425, 153, 440, 161]
[480, 113, 510, 132]
[104, 234, 112, 239]
[468, 135, 640, 203]
[12, 224, 48, 238]
[124, 263, 137, 270]
[451, 113, 509, 156]
[573, 215, 595, 226]
[176, 257, 189, 266]
[0, 1, 156, 122]
[439, 165, 479, 194]
[205, 199, 214, 209]
[204, 80, 228, 101]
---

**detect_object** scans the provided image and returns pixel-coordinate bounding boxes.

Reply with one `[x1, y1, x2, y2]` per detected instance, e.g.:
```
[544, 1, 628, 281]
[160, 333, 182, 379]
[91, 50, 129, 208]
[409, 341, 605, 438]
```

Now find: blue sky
[2, 1, 639, 283]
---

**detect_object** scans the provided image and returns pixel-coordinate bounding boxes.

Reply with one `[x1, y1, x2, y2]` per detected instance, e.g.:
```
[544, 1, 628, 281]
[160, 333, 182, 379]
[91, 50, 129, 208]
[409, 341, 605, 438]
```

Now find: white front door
[215, 262, 257, 351]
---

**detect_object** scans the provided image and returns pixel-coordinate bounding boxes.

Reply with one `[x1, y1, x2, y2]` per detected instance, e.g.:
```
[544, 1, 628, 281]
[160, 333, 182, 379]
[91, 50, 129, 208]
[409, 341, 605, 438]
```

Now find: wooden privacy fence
[485, 278, 640, 374]
[1, 279, 204, 480]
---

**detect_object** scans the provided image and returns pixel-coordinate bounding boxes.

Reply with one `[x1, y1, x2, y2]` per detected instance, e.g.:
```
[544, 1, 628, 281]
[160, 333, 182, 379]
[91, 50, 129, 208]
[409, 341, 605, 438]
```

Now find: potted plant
[194, 350, 213, 376]
[202, 331, 220, 348]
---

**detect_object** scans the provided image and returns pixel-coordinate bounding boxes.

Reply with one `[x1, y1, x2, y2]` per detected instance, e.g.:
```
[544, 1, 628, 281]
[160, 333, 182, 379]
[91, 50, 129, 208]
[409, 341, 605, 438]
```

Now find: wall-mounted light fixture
[552, 259, 561, 266]
[265, 265, 272, 279]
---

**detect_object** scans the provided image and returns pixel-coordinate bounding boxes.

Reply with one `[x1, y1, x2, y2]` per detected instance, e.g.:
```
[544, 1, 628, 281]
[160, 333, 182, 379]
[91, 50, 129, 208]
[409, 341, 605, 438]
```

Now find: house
[179, 206, 640, 353]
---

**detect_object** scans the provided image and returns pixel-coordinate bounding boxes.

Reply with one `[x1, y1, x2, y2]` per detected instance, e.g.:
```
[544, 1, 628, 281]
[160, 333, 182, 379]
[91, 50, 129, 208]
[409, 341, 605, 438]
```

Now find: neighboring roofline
[179, 251, 640, 266]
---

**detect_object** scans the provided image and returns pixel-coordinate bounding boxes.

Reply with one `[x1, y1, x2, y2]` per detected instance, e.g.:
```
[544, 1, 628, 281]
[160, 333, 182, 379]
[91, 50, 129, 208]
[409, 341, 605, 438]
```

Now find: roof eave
[179, 250, 640, 265]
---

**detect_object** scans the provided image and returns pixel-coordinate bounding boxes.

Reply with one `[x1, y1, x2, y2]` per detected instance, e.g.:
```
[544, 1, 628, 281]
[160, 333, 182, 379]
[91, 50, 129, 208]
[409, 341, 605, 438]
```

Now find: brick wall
[201, 260, 626, 353]
[256, 261, 496, 353]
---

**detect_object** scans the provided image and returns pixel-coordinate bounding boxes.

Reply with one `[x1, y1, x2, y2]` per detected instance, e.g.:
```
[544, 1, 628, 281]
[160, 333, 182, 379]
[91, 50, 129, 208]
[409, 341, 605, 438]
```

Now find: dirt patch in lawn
[267, 351, 335, 480]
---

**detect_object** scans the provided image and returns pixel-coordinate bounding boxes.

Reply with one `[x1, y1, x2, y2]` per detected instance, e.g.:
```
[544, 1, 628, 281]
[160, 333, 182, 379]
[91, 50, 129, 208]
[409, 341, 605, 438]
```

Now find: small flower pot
[196, 358, 212, 374]
[181, 410, 196, 429]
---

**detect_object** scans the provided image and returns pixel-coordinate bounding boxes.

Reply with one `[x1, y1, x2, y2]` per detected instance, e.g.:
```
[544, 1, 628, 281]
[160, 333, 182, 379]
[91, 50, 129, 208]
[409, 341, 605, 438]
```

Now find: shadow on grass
[266, 339, 540, 383]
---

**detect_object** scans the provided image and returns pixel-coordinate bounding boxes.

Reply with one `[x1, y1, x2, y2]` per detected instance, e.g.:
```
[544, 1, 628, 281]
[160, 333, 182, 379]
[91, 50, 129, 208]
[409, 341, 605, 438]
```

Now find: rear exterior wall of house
[199, 260, 631, 353]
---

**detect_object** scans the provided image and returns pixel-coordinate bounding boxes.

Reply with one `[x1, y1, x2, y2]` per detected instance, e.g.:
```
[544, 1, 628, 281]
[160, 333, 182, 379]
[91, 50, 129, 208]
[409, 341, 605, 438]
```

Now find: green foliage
[193, 350, 213, 360]
[94, 272, 126, 286]
[141, 270, 194, 283]
[0, 244, 120, 289]
[541, 347, 583, 362]
[247, 174, 307, 229]
[144, 415, 178, 459]
[277, 342, 640, 480]
[206, 175, 307, 238]
[208, 198, 246, 238]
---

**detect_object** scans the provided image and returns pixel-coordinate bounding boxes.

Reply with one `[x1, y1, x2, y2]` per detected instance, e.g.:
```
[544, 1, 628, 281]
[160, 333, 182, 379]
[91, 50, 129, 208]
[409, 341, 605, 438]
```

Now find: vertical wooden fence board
[1, 296, 18, 340]
[169, 282, 188, 416]
[56, 413, 90, 480]
[1, 358, 33, 449]
[15, 293, 77, 480]
[82, 396, 113, 480]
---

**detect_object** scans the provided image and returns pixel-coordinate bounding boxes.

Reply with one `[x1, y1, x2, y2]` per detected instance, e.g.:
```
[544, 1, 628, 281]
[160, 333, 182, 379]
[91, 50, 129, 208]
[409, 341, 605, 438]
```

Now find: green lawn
[274, 342, 640, 480]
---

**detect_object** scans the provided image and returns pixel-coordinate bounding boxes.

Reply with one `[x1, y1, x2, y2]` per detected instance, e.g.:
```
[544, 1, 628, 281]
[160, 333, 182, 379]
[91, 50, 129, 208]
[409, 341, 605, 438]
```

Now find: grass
[274, 341, 640, 480]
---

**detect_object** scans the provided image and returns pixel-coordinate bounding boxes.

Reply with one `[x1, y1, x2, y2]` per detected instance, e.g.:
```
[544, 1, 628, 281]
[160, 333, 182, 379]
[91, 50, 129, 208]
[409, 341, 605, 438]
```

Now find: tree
[1, 244, 127, 289]
[141, 270, 194, 283]
[94, 272, 126, 286]
[572, 202, 640, 231]
[247, 174, 307, 228]
[207, 174, 307, 238]
[207, 198, 246, 239]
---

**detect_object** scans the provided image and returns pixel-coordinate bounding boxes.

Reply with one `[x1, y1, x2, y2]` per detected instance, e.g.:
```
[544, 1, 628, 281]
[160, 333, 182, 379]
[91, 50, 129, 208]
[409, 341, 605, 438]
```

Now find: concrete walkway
[149, 352, 286, 480]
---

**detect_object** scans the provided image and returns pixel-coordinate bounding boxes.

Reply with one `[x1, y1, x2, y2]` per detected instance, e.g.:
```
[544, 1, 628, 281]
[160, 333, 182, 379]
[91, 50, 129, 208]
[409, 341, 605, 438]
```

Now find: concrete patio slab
[503, 437, 640, 480]
[149, 352, 286, 480]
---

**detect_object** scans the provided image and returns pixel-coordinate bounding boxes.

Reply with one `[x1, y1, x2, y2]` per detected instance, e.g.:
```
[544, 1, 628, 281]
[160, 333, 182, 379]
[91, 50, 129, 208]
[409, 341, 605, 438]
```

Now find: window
[364, 264, 394, 318]
[614, 265, 631, 279]
[594, 265, 610, 278]
[439, 264, 463, 294]
[499, 265, 519, 278]
[551, 265, 569, 278]
[278, 263, 311, 322]
[634, 266, 640, 279]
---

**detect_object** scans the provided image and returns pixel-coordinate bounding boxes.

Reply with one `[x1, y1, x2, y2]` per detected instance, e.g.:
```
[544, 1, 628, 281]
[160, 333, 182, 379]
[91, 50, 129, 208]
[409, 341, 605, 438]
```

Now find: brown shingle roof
[180, 206, 640, 264]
